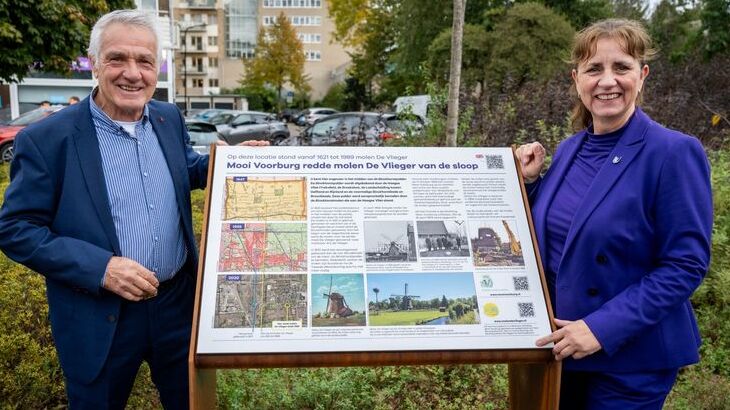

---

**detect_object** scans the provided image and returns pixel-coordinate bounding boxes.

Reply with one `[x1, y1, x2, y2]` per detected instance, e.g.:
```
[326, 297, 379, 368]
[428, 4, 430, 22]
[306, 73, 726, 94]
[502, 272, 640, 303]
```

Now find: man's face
[91, 23, 158, 121]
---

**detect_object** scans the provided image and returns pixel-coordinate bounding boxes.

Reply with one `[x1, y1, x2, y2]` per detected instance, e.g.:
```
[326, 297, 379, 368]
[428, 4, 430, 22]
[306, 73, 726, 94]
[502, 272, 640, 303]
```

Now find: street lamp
[180, 22, 206, 116]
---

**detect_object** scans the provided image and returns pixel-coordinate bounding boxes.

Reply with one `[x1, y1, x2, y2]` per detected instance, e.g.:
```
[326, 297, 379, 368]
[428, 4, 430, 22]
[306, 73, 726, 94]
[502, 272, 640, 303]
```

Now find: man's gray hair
[88, 9, 162, 68]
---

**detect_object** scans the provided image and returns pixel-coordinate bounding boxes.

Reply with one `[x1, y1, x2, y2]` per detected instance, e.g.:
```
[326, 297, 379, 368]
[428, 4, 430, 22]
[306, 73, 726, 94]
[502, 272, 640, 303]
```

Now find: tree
[445, 0, 466, 147]
[329, 0, 398, 104]
[0, 0, 133, 82]
[241, 12, 308, 110]
[700, 0, 730, 58]
[649, 0, 701, 61]
[427, 24, 491, 90]
[487, 2, 574, 89]
[441, 295, 448, 307]
[541, 0, 613, 29]
[611, 0, 647, 21]
[319, 82, 346, 110]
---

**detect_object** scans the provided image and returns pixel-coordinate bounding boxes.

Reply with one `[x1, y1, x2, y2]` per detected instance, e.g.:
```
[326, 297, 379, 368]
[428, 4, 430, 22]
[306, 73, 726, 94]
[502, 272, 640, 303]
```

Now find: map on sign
[215, 273, 308, 329]
[223, 176, 307, 221]
[218, 223, 307, 272]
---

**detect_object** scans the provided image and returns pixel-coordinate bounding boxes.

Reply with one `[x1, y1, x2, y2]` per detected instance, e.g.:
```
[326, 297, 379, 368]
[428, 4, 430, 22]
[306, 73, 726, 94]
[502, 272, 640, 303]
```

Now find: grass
[368, 309, 449, 326]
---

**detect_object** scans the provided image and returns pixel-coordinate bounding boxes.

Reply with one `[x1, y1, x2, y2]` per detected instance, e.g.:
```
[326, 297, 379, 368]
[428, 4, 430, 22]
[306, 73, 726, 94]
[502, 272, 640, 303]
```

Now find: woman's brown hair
[569, 19, 657, 131]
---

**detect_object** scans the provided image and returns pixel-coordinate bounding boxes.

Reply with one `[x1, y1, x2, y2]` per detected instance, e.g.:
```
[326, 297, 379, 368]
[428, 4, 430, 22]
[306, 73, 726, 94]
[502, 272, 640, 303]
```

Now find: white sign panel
[196, 146, 552, 354]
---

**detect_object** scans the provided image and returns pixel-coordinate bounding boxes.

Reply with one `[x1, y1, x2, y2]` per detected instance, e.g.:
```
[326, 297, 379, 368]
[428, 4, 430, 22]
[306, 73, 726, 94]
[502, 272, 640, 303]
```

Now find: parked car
[278, 108, 300, 123]
[198, 109, 241, 127]
[0, 106, 65, 162]
[379, 113, 425, 141]
[393, 95, 432, 124]
[185, 120, 223, 154]
[187, 108, 223, 120]
[295, 107, 339, 126]
[300, 112, 415, 146]
[217, 111, 291, 146]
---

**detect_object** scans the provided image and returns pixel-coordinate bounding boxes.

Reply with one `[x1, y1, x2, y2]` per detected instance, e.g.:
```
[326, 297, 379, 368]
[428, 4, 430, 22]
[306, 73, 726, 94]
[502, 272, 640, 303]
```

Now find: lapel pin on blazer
[612, 156, 622, 164]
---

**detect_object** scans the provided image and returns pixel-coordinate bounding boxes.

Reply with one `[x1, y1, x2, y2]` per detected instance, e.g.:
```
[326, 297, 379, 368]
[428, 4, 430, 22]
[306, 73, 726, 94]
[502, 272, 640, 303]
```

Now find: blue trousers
[65, 272, 195, 410]
[560, 368, 679, 410]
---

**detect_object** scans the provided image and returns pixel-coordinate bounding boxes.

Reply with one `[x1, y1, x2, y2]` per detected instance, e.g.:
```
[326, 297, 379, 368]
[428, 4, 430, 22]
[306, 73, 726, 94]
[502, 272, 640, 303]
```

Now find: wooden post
[509, 361, 561, 410]
[189, 366, 216, 409]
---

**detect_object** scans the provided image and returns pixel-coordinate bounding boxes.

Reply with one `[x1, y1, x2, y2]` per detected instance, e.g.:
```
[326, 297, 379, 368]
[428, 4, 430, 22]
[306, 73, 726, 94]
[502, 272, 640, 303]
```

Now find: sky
[311, 273, 366, 314]
[367, 272, 476, 301]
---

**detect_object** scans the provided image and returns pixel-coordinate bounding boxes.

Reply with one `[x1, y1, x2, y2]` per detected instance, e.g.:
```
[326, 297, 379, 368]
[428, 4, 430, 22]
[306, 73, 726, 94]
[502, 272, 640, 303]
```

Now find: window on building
[193, 78, 203, 88]
[209, 57, 218, 67]
[192, 14, 204, 23]
[209, 14, 217, 25]
[290, 16, 321, 26]
[298, 33, 322, 44]
[305, 50, 321, 61]
[209, 78, 219, 87]
[191, 36, 203, 50]
[208, 36, 217, 46]
[263, 0, 321, 7]
[226, 0, 258, 58]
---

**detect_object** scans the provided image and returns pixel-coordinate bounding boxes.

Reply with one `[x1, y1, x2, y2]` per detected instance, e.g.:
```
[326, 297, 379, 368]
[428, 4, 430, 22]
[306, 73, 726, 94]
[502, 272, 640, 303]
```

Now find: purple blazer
[529, 108, 712, 372]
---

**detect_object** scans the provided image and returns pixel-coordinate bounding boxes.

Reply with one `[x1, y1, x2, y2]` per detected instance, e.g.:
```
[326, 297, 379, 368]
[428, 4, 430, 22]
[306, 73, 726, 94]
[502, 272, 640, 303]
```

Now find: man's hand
[536, 318, 602, 361]
[515, 142, 546, 183]
[238, 140, 270, 146]
[102, 256, 159, 301]
[215, 140, 271, 146]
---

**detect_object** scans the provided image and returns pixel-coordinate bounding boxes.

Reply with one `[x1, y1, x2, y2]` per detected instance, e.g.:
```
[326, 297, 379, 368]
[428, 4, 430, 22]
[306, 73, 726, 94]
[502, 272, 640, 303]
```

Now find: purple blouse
[544, 117, 633, 294]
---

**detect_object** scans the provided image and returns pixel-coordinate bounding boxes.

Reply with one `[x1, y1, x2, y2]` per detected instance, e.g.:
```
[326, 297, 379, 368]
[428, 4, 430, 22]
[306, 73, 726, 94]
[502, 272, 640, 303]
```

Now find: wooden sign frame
[189, 146, 560, 409]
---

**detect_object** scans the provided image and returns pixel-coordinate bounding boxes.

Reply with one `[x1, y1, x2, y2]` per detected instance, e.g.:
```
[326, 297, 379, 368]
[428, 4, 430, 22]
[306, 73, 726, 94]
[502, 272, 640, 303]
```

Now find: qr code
[513, 276, 529, 291]
[518, 302, 535, 318]
[484, 155, 504, 169]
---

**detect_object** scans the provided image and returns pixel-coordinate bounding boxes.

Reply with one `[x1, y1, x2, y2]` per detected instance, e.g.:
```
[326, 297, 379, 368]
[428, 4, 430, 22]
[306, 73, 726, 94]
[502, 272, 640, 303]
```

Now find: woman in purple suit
[516, 19, 713, 409]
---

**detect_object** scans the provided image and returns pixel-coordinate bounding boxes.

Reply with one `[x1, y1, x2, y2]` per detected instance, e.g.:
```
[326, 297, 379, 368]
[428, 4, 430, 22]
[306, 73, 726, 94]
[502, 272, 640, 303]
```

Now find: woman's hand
[536, 318, 602, 361]
[515, 142, 545, 183]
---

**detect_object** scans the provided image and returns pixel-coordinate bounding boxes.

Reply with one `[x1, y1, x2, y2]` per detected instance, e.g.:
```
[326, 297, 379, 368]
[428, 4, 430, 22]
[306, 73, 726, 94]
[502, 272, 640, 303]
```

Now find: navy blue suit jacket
[0, 98, 208, 383]
[529, 108, 712, 372]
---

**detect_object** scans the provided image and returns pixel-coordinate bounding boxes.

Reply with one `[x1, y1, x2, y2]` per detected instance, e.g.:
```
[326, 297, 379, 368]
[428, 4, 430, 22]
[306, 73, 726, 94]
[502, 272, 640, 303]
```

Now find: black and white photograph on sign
[416, 220, 470, 258]
[363, 221, 418, 263]
[214, 273, 308, 329]
[311, 274, 367, 327]
[469, 219, 525, 267]
[218, 223, 308, 272]
[367, 273, 480, 326]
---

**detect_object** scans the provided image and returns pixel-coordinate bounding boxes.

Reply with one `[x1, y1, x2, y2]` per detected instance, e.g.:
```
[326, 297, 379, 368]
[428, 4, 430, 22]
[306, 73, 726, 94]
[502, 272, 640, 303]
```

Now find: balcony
[185, 0, 216, 9]
[179, 66, 208, 75]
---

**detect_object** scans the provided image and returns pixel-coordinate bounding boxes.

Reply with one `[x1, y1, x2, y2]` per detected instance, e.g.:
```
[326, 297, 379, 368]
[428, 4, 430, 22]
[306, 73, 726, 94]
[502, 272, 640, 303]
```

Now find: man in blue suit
[0, 9, 266, 409]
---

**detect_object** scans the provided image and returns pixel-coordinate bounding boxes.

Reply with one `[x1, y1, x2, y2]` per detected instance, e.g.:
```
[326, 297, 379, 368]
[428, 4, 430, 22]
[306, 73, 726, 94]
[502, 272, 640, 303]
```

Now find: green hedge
[1, 146, 729, 408]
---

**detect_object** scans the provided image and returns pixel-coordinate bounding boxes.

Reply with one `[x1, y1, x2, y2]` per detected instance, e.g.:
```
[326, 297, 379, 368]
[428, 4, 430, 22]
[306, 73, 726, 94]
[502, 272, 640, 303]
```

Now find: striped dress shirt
[90, 96, 187, 282]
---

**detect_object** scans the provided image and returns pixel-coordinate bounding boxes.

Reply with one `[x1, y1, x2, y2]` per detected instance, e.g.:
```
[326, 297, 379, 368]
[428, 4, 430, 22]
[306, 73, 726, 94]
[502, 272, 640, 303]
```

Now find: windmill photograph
[367, 273, 480, 326]
[311, 274, 366, 327]
[363, 221, 418, 263]
[469, 219, 525, 267]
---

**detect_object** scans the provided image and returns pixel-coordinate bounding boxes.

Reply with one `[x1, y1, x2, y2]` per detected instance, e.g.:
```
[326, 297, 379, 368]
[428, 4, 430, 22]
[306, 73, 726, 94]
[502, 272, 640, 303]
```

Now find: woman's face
[572, 37, 649, 134]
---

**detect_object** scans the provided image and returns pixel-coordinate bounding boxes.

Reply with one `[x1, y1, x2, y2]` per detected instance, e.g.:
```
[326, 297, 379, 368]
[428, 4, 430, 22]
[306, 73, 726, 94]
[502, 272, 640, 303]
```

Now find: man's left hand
[536, 318, 602, 361]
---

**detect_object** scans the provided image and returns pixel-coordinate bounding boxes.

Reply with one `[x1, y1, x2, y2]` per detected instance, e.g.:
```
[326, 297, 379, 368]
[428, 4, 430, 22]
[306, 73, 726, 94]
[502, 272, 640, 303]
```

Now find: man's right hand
[102, 256, 159, 301]
[515, 142, 546, 184]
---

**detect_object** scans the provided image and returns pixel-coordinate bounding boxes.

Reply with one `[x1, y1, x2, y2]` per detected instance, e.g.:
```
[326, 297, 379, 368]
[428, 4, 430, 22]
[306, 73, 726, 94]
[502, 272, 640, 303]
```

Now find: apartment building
[173, 0, 349, 110]
[257, 0, 350, 101]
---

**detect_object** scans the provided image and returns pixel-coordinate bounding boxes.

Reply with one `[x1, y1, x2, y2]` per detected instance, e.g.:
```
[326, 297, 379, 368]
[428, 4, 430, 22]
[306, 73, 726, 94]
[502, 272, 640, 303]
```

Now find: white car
[295, 107, 339, 126]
